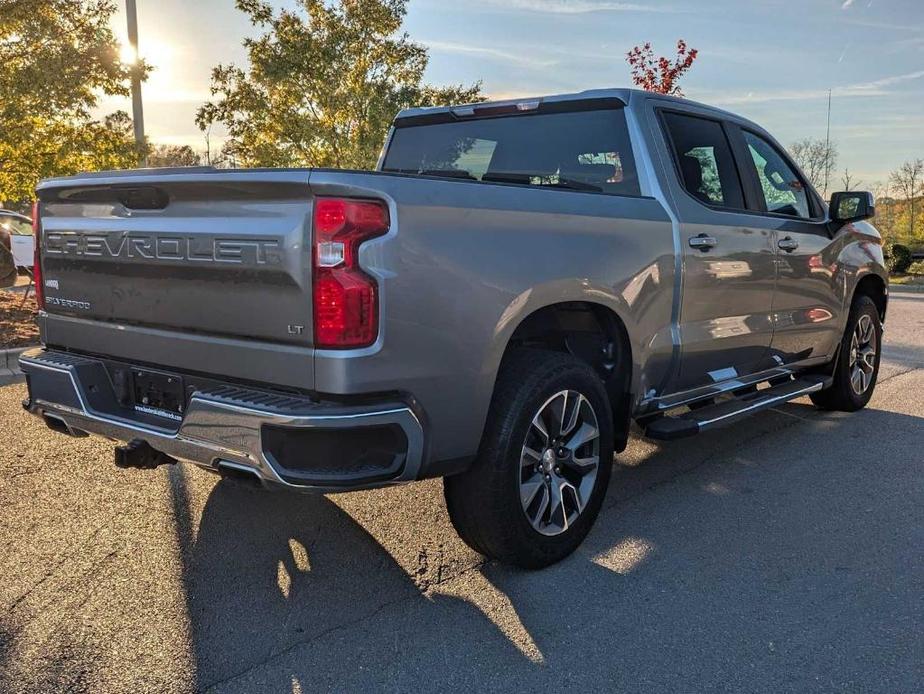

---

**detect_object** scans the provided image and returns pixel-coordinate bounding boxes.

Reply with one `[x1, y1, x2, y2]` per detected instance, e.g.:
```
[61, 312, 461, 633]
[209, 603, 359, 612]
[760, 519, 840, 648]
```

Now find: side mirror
[829, 190, 875, 226]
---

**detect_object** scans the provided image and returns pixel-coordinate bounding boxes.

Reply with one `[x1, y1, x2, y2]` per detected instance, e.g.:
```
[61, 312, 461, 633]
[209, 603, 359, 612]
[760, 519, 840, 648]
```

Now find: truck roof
[394, 87, 748, 126]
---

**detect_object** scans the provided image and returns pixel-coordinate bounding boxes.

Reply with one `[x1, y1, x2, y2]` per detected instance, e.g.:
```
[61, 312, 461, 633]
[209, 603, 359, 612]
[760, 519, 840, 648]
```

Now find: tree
[0, 0, 146, 204]
[789, 138, 838, 195]
[197, 0, 483, 170]
[889, 158, 923, 237]
[148, 144, 203, 168]
[870, 180, 897, 241]
[840, 167, 861, 192]
[625, 40, 698, 96]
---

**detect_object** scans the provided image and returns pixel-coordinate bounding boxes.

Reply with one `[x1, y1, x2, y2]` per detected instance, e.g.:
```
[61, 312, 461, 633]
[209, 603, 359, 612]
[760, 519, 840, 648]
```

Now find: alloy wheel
[849, 313, 878, 396]
[518, 390, 601, 536]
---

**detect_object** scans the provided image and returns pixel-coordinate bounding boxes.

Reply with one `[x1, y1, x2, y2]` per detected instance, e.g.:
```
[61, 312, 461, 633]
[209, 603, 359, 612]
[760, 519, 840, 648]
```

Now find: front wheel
[444, 349, 614, 569]
[810, 294, 882, 412]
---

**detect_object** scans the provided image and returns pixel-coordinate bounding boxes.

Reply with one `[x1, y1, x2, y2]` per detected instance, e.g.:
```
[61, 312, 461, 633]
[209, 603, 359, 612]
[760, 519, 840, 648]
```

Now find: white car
[0, 209, 34, 288]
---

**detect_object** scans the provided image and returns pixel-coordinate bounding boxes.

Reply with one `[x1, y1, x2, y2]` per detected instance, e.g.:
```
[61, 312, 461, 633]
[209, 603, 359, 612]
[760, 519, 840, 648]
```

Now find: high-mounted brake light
[31, 200, 44, 310]
[312, 197, 389, 348]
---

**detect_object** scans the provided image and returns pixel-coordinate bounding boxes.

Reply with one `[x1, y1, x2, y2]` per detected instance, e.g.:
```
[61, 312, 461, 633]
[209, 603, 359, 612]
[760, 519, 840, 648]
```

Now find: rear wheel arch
[493, 301, 635, 452]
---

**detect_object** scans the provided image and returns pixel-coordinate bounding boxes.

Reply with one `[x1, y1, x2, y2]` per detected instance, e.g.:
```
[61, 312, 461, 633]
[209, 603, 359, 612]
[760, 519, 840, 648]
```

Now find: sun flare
[116, 32, 182, 103]
[118, 34, 173, 72]
[119, 41, 138, 66]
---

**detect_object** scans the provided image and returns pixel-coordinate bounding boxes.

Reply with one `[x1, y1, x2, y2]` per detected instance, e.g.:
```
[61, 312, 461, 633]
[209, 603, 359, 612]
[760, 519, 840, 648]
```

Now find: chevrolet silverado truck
[20, 89, 887, 568]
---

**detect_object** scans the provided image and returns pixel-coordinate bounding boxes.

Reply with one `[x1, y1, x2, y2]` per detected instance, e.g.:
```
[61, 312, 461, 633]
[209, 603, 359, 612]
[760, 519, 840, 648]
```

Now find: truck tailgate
[36, 169, 317, 388]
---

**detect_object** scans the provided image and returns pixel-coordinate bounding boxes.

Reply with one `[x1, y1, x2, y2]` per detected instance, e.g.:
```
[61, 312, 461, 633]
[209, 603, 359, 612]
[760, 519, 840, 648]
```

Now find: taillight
[312, 197, 389, 348]
[31, 200, 44, 310]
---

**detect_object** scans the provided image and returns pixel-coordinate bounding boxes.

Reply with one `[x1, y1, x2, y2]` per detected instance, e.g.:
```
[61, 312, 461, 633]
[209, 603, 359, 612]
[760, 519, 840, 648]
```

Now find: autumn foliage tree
[889, 158, 924, 238]
[147, 144, 203, 168]
[626, 39, 698, 96]
[197, 0, 483, 170]
[0, 0, 145, 205]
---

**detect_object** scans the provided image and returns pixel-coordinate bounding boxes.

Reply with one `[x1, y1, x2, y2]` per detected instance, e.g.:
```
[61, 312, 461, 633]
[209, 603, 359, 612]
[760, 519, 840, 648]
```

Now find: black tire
[810, 294, 882, 412]
[444, 348, 614, 569]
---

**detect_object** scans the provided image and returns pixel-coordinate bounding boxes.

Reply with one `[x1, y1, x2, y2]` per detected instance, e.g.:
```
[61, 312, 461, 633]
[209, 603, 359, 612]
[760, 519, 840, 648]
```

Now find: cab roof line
[393, 95, 628, 129]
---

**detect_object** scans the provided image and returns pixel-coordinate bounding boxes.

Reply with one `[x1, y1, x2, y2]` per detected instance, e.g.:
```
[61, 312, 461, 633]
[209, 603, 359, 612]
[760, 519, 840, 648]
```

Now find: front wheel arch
[811, 294, 882, 412]
[851, 273, 888, 324]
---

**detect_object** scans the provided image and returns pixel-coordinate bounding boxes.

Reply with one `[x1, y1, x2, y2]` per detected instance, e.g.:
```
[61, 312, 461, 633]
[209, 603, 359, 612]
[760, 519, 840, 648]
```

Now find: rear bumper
[19, 348, 424, 493]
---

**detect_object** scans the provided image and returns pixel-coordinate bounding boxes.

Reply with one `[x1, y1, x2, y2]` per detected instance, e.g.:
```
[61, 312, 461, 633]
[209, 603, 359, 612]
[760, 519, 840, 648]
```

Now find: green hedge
[885, 243, 913, 274]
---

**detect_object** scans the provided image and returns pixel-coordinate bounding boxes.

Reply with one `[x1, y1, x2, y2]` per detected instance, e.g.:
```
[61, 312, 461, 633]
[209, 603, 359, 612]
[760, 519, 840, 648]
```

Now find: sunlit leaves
[0, 0, 142, 204]
[196, 0, 483, 170]
[888, 159, 924, 239]
[0, 112, 138, 204]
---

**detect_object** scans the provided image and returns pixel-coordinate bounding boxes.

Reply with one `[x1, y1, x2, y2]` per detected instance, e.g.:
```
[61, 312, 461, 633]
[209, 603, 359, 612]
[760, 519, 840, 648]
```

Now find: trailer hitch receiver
[114, 439, 178, 470]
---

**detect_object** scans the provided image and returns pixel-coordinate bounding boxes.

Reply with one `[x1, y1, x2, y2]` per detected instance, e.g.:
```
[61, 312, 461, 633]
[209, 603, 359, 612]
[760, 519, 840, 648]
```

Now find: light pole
[126, 0, 147, 166]
[823, 88, 832, 198]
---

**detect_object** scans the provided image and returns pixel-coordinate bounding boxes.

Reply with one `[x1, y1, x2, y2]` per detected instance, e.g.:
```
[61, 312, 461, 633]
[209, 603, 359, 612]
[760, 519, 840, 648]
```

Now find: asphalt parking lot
[1, 292, 922, 693]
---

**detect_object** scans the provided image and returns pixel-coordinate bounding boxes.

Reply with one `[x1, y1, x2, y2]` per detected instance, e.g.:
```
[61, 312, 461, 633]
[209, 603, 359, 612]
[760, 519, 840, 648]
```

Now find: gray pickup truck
[20, 88, 887, 568]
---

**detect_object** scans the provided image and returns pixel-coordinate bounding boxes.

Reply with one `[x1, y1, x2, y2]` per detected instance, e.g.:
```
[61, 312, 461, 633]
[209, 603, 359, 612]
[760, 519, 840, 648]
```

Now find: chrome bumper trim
[19, 349, 424, 492]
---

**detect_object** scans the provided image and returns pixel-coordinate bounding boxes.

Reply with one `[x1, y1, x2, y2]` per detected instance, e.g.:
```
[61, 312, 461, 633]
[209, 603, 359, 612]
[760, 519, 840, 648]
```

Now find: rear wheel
[810, 294, 882, 412]
[444, 349, 614, 569]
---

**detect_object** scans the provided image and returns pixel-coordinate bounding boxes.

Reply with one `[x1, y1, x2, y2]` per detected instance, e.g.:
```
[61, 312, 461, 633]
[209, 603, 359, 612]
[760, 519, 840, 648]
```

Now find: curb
[0, 345, 37, 378]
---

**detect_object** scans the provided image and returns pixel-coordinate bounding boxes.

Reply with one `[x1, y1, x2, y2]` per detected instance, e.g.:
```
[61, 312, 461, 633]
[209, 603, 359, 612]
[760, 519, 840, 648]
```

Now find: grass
[890, 273, 924, 286]
[889, 274, 924, 292]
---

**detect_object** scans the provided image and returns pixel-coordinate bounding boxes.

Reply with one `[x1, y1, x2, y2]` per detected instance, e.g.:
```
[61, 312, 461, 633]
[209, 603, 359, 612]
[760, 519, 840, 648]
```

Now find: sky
[102, 0, 924, 186]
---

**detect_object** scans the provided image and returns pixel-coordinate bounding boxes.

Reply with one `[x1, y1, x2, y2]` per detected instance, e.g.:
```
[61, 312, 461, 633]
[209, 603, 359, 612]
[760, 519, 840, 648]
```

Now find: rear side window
[662, 112, 745, 210]
[382, 108, 640, 197]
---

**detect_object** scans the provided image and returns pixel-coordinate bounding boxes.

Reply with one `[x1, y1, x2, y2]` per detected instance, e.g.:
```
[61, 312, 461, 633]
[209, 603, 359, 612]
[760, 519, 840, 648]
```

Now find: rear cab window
[382, 105, 641, 197]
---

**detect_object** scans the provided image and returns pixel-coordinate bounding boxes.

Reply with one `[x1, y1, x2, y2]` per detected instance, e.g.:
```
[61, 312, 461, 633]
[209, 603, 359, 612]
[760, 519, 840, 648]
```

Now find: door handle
[778, 236, 799, 252]
[689, 234, 717, 251]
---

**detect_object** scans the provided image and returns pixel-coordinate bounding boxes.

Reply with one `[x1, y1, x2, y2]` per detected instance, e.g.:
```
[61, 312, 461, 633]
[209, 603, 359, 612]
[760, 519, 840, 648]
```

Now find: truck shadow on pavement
[167, 399, 924, 691]
[167, 471, 537, 691]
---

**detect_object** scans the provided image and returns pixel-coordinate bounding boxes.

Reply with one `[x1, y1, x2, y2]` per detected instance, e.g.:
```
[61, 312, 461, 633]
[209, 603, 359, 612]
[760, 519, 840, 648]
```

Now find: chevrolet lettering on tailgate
[44, 231, 283, 266]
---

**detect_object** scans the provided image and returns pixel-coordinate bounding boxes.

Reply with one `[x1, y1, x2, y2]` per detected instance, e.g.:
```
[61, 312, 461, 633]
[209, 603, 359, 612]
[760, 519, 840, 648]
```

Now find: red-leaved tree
[626, 40, 698, 96]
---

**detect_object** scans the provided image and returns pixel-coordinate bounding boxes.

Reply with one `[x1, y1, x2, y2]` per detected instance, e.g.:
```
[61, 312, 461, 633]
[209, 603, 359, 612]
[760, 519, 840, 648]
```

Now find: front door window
[743, 131, 811, 219]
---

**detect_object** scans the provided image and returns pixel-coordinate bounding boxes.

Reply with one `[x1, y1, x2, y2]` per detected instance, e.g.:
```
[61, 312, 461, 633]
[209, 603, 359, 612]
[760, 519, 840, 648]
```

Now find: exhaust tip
[42, 413, 89, 438]
[217, 461, 264, 488]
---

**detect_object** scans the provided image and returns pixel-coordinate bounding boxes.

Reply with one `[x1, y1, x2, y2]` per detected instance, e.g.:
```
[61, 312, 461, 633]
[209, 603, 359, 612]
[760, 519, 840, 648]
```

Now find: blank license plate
[131, 368, 185, 421]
